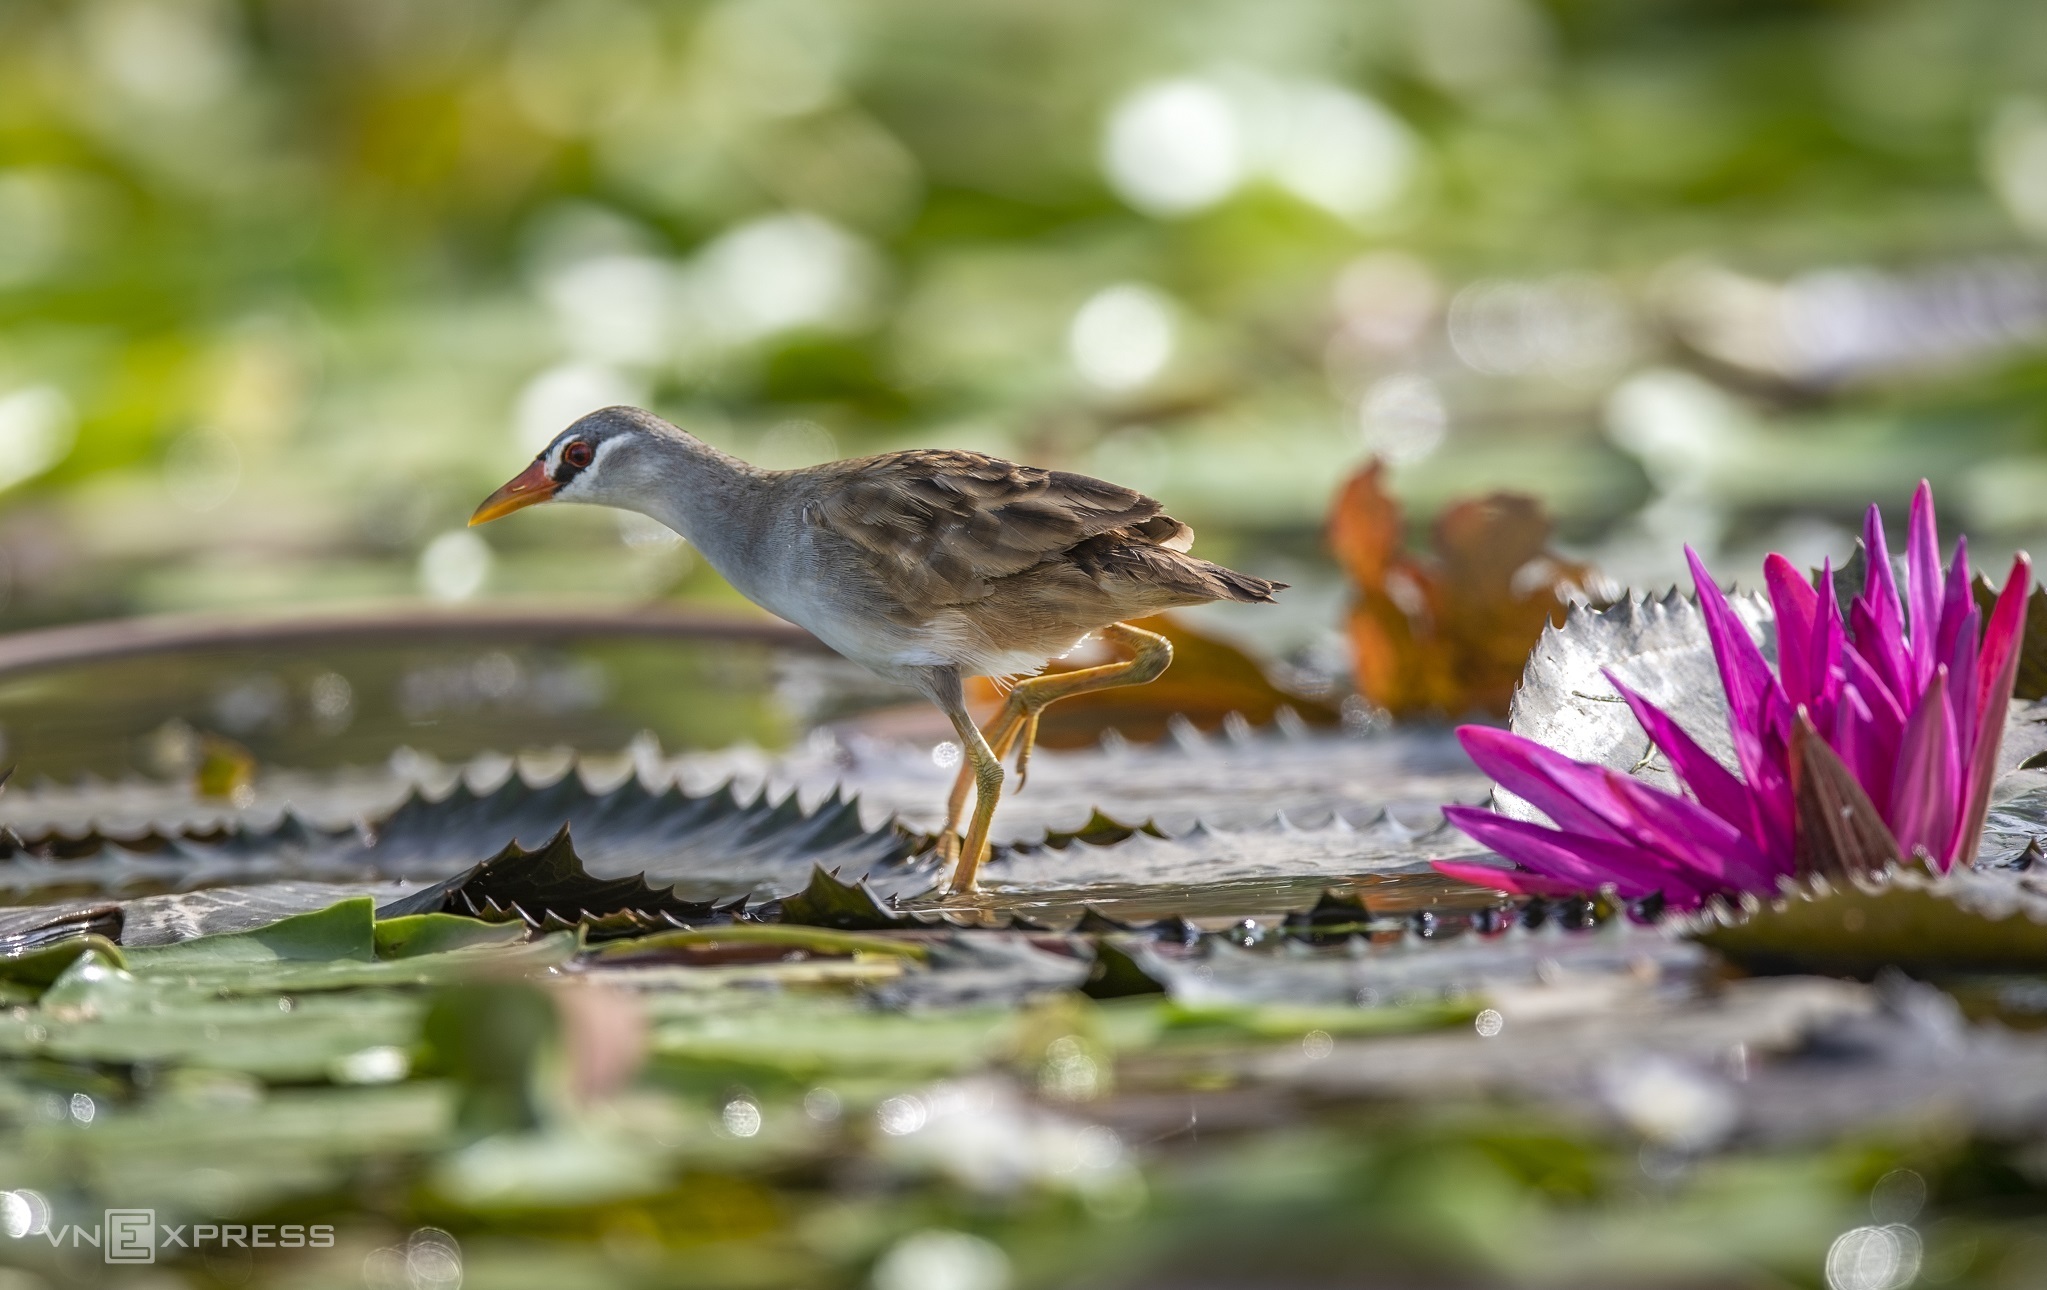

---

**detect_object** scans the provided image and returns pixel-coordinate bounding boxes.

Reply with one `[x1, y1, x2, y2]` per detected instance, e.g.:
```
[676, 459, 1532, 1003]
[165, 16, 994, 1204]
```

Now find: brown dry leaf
[1329, 459, 1595, 719]
[966, 614, 1338, 749]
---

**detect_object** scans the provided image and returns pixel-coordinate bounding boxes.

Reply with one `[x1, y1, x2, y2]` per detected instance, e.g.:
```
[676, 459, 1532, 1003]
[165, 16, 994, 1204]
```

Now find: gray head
[470, 406, 724, 526]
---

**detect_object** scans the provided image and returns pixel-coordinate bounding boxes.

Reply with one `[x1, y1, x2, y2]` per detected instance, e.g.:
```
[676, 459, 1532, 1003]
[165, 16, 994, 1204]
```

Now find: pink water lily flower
[1435, 482, 2032, 911]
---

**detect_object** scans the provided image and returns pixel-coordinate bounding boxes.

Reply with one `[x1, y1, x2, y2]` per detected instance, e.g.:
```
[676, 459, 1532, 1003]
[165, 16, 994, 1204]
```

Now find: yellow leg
[941, 707, 1005, 897]
[995, 623, 1173, 786]
[935, 759, 975, 867]
[933, 624, 1174, 886]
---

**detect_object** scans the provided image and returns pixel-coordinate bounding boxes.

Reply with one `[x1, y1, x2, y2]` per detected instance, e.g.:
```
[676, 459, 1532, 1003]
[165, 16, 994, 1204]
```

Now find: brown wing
[805, 449, 1181, 606]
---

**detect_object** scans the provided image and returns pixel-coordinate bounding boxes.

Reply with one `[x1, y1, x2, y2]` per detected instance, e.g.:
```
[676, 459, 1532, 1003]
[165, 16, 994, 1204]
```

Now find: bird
[470, 405, 1284, 895]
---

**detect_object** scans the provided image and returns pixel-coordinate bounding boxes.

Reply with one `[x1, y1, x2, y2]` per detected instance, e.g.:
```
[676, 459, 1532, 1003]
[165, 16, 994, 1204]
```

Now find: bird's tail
[1198, 560, 1286, 604]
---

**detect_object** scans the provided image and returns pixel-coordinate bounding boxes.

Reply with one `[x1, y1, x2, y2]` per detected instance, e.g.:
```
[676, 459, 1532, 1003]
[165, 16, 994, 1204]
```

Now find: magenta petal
[1454, 726, 1633, 843]
[1431, 859, 1586, 900]
[1889, 667, 1959, 863]
[1841, 644, 1908, 733]
[1765, 554, 1819, 707]
[1832, 684, 1882, 804]
[1594, 766, 1777, 890]
[1441, 807, 1698, 903]
[1687, 546, 1788, 786]
[1974, 554, 2031, 729]
[1606, 672, 1755, 837]
[1935, 537, 1975, 670]
[1460, 723, 1770, 887]
[1956, 554, 2034, 865]
[1810, 560, 1845, 725]
[1944, 609, 1979, 775]
[1831, 672, 1902, 820]
[1937, 537, 1980, 764]
[1440, 808, 1639, 888]
[1855, 504, 1912, 698]
[1851, 598, 1912, 707]
[1906, 480, 1942, 685]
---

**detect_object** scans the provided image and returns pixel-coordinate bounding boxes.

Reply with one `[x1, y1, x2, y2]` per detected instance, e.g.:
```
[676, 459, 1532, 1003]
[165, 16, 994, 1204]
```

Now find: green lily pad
[0, 934, 126, 988]
[1691, 869, 2047, 976]
[591, 924, 930, 964]
[0, 986, 425, 1080]
[774, 865, 923, 930]
[376, 914, 529, 959]
[123, 896, 376, 971]
[44, 924, 581, 1009]
[377, 826, 717, 933]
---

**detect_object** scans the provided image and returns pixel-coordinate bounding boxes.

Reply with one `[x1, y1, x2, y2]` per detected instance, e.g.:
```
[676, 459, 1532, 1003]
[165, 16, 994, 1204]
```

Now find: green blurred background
[3, 0, 2046, 644]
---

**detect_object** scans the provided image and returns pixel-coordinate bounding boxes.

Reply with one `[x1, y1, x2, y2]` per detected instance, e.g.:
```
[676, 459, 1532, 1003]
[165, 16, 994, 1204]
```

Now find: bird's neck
[633, 434, 774, 574]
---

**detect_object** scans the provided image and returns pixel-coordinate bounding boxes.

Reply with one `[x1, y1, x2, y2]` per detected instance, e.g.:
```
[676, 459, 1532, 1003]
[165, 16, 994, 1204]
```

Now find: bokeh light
[1103, 79, 1245, 217]
[1069, 284, 1178, 392]
[871, 1230, 1011, 1290]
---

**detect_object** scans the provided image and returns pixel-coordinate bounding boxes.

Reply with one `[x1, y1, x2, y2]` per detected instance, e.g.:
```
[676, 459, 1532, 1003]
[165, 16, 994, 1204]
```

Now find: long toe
[1013, 712, 1043, 789]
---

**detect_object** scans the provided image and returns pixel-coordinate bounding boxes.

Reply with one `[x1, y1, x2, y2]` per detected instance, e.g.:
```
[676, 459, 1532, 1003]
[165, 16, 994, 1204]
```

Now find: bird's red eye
[563, 441, 594, 469]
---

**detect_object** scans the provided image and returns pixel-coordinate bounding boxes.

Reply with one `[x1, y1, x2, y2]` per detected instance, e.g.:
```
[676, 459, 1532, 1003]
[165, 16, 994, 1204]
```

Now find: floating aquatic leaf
[1279, 889, 1404, 941]
[0, 981, 428, 1080]
[0, 900, 120, 954]
[418, 981, 563, 1137]
[376, 826, 717, 935]
[44, 925, 581, 1006]
[374, 914, 529, 959]
[590, 924, 931, 965]
[1690, 866, 2047, 977]
[1071, 908, 1198, 943]
[123, 895, 376, 970]
[1980, 782, 2047, 866]
[1207, 974, 1902, 1139]
[362, 774, 922, 900]
[773, 864, 926, 930]
[0, 770, 925, 904]
[866, 934, 1091, 1010]
[117, 881, 415, 946]
[0, 730, 1501, 938]
[1501, 588, 1771, 806]
[2, 723, 1487, 875]
[979, 814, 1481, 900]
[0, 933, 125, 988]
[642, 994, 1014, 1079]
[783, 724, 1489, 843]
[1081, 938, 1168, 1000]
[1140, 918, 1706, 1009]
[1037, 810, 1163, 850]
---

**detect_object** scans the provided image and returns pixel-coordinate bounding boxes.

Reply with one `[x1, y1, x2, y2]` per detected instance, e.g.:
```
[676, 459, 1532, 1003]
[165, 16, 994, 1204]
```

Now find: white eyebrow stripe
[582, 434, 627, 474]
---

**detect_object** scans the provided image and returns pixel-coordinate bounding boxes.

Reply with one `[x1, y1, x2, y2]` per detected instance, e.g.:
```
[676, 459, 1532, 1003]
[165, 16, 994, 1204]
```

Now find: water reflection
[0, 635, 816, 781]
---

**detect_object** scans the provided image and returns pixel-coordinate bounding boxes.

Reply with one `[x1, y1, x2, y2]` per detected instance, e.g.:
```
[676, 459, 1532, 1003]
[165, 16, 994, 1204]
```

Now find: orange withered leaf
[966, 614, 1338, 748]
[1329, 460, 1595, 719]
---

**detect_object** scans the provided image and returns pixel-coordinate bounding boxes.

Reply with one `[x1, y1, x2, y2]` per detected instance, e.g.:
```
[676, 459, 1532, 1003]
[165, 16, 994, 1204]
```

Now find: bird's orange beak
[469, 460, 557, 526]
